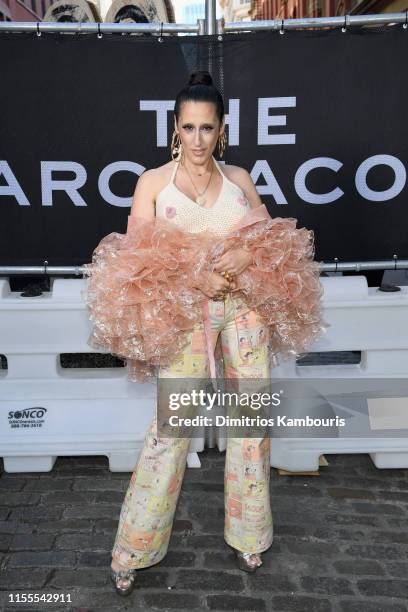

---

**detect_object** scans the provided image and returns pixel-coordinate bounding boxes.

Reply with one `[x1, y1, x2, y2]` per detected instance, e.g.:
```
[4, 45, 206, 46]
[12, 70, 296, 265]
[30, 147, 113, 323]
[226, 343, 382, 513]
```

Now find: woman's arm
[212, 166, 262, 275]
[129, 170, 156, 221]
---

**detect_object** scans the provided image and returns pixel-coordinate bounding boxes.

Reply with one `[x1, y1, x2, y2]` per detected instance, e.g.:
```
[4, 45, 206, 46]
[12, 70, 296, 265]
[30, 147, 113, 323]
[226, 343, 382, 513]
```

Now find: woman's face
[174, 100, 224, 165]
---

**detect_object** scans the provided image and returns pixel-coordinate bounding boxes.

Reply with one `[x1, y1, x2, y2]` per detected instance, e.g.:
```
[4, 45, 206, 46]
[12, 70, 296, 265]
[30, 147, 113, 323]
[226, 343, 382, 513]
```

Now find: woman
[82, 70, 327, 597]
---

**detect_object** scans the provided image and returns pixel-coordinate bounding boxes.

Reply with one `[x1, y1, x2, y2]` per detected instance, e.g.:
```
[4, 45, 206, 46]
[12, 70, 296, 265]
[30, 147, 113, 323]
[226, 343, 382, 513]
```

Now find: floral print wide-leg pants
[111, 294, 274, 569]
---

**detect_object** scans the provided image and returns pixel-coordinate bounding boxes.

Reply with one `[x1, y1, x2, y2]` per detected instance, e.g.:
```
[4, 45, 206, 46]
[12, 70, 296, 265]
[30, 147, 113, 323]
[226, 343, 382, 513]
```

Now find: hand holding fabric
[194, 270, 234, 300]
[212, 247, 253, 276]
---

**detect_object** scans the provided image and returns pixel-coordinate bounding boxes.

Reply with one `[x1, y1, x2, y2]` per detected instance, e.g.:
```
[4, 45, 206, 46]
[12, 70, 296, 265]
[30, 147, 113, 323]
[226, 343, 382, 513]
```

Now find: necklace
[181, 158, 214, 207]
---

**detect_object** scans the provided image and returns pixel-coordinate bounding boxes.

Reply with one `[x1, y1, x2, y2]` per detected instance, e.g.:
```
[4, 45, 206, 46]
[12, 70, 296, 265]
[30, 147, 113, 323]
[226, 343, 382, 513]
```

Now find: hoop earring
[171, 130, 182, 162]
[218, 132, 227, 158]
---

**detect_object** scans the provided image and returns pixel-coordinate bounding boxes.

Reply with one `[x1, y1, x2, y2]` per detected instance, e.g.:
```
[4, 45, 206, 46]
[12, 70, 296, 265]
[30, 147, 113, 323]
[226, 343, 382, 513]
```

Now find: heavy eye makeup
[182, 124, 214, 132]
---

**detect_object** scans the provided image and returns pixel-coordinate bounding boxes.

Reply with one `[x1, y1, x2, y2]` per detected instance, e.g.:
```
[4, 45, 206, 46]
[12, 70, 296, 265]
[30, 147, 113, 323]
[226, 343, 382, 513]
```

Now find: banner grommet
[279, 20, 285, 35]
[341, 15, 350, 33]
[158, 22, 164, 43]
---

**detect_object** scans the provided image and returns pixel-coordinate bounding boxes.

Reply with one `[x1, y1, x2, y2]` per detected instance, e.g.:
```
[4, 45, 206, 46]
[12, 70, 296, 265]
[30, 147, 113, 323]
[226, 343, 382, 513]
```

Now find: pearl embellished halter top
[155, 155, 251, 235]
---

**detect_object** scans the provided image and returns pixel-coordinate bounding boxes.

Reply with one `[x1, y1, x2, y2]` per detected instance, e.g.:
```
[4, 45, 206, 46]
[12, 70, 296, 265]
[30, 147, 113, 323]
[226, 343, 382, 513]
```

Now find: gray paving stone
[0, 493, 38, 507]
[73, 478, 126, 491]
[55, 533, 112, 551]
[9, 507, 63, 521]
[23, 478, 73, 492]
[7, 551, 76, 568]
[0, 479, 26, 491]
[299, 576, 355, 596]
[129, 568, 170, 589]
[49, 568, 108, 588]
[350, 502, 406, 515]
[324, 512, 383, 528]
[62, 505, 118, 520]
[309, 526, 373, 542]
[383, 561, 408, 578]
[270, 595, 332, 611]
[157, 550, 196, 567]
[333, 559, 385, 576]
[326, 487, 376, 500]
[0, 521, 32, 535]
[175, 569, 244, 591]
[0, 568, 50, 589]
[342, 543, 408, 560]
[368, 530, 408, 544]
[40, 491, 97, 504]
[144, 592, 203, 609]
[207, 593, 266, 610]
[9, 533, 55, 551]
[77, 551, 111, 567]
[247, 572, 298, 593]
[356, 578, 408, 599]
[0, 534, 12, 552]
[34, 518, 92, 533]
[375, 489, 408, 502]
[339, 601, 407, 612]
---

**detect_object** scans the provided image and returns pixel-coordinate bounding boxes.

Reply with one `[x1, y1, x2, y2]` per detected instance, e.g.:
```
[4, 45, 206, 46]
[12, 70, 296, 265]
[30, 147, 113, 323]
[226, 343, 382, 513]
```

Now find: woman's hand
[194, 270, 236, 300]
[212, 247, 253, 276]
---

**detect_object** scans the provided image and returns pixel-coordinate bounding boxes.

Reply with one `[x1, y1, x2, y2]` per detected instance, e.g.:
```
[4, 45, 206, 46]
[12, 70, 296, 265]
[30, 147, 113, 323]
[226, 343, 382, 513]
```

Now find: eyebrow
[181, 122, 214, 126]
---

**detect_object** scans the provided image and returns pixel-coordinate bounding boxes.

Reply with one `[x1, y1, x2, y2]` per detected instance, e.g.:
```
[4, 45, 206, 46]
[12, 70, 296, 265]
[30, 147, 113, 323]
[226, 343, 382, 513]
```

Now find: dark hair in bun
[188, 71, 213, 87]
[174, 70, 224, 124]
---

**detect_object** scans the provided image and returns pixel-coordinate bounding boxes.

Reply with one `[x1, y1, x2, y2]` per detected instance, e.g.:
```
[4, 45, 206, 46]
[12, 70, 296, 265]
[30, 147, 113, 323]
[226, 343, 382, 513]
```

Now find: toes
[251, 554, 262, 566]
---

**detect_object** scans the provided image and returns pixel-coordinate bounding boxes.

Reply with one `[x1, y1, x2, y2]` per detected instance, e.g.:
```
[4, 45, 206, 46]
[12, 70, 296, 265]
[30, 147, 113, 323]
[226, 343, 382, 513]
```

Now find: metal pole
[0, 260, 407, 277]
[0, 13, 407, 33]
[223, 12, 408, 31]
[205, 0, 217, 35]
[198, 18, 206, 36]
[0, 21, 198, 33]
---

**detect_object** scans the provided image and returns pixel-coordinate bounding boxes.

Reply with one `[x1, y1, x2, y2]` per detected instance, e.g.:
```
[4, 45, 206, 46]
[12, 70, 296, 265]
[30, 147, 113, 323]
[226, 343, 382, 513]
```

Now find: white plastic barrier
[1, 275, 408, 473]
[216, 275, 408, 470]
[0, 277, 206, 472]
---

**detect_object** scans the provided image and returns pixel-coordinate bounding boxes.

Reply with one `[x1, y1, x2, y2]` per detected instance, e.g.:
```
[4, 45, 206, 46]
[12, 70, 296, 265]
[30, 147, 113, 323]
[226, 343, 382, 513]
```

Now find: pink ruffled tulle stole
[81, 204, 329, 382]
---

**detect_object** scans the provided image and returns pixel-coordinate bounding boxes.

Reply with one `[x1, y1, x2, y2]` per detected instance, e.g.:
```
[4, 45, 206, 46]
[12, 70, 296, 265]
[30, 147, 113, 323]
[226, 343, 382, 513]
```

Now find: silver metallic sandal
[110, 566, 137, 596]
[231, 547, 263, 572]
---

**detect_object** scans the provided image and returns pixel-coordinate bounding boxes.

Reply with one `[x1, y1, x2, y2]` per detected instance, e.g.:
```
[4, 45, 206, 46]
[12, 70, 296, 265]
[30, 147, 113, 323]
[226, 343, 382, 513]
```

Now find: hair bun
[187, 70, 213, 87]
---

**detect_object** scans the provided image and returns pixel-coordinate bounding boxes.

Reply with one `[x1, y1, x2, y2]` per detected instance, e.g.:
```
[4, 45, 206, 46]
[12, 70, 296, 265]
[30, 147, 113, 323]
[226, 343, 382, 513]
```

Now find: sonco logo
[8, 407, 48, 420]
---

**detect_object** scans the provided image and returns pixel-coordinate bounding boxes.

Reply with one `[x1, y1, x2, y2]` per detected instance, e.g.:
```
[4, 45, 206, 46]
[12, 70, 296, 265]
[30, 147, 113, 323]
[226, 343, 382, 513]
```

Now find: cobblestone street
[1, 449, 408, 611]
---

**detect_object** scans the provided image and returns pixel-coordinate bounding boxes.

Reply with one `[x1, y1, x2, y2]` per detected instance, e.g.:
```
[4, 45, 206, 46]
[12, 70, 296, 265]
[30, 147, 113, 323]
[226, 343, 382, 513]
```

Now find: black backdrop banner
[0, 26, 407, 266]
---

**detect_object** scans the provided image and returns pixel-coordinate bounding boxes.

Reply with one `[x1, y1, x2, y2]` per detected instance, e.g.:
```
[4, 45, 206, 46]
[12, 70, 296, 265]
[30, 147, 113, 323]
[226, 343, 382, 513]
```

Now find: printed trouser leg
[111, 294, 273, 569]
[110, 316, 214, 570]
[221, 295, 274, 553]
[110, 413, 192, 569]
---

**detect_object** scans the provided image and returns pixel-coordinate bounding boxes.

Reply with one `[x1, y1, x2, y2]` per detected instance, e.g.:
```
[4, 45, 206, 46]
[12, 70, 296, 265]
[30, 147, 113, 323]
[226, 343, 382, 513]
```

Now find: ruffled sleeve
[209, 208, 330, 363]
[81, 215, 212, 382]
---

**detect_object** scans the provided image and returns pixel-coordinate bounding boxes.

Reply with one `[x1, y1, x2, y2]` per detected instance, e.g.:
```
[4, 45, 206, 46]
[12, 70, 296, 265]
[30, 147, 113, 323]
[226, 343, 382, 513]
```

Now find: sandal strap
[238, 551, 263, 564]
[239, 551, 262, 559]
[112, 568, 136, 581]
[118, 570, 135, 578]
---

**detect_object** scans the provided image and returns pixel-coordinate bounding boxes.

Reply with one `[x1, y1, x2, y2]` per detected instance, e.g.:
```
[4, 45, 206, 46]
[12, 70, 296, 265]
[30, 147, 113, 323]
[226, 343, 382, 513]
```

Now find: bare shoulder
[222, 163, 263, 209]
[147, 161, 175, 198]
[130, 162, 173, 220]
[135, 162, 173, 199]
[139, 162, 172, 191]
